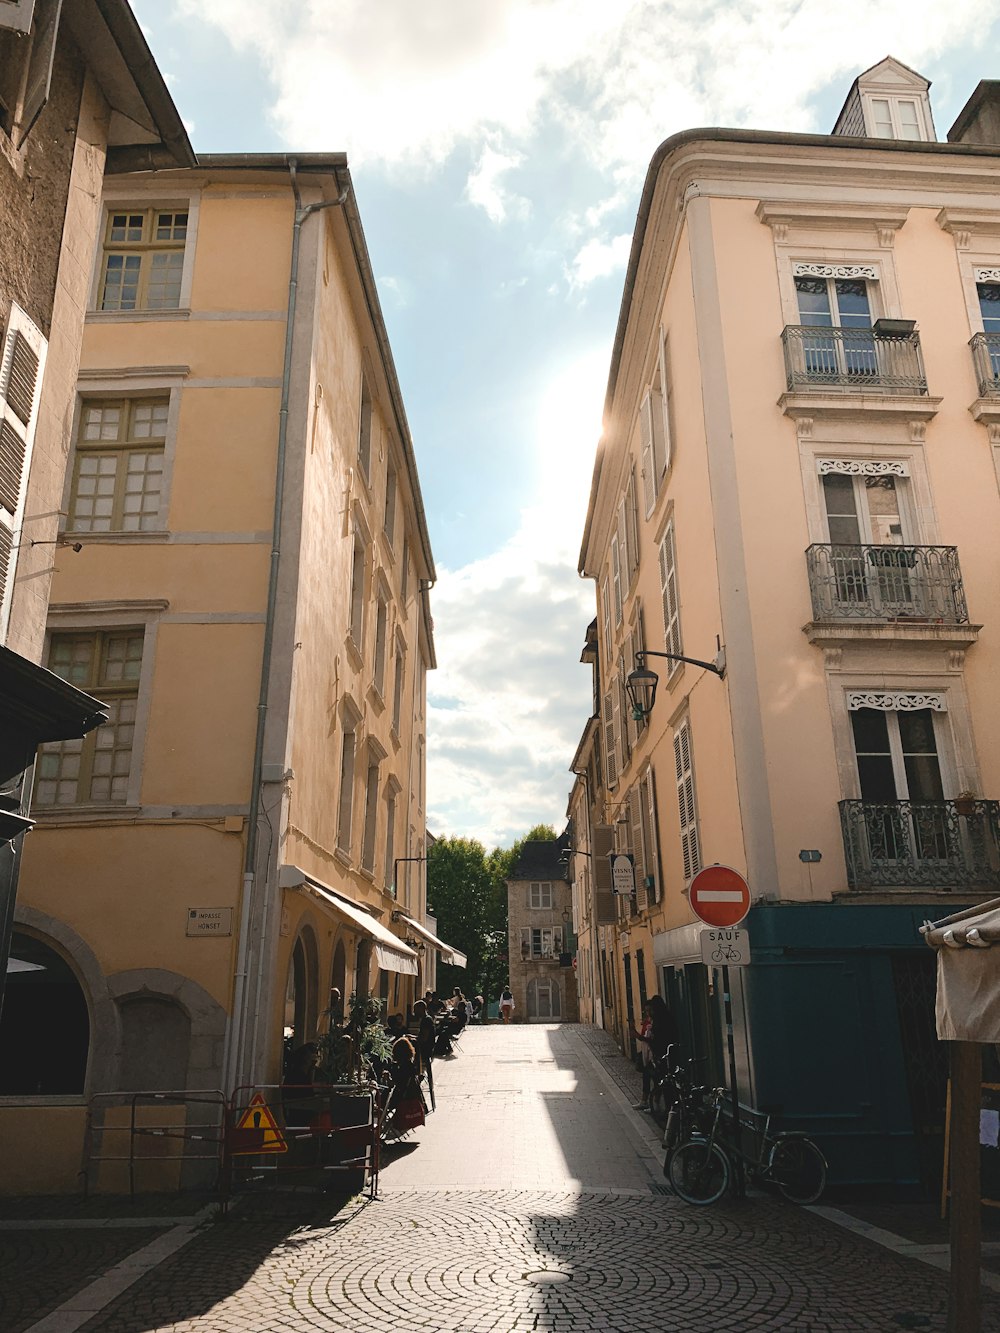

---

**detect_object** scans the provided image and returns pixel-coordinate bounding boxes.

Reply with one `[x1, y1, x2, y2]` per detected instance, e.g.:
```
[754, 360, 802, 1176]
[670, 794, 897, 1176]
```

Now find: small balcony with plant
[839, 797, 1000, 890]
[782, 320, 928, 395]
[969, 332, 1000, 398]
[805, 543, 969, 627]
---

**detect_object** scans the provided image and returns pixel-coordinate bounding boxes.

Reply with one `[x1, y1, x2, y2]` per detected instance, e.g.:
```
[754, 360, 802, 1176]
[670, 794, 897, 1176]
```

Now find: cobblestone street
[5, 1023, 1000, 1332]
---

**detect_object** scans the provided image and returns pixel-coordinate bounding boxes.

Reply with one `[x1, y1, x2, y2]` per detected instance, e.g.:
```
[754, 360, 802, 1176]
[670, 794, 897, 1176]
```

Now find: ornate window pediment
[846, 691, 946, 712]
[817, 459, 909, 477]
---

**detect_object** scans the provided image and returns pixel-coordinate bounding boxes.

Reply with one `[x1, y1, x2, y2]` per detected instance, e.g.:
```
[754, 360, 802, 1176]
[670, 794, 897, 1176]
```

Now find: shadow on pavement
[70, 1192, 369, 1333]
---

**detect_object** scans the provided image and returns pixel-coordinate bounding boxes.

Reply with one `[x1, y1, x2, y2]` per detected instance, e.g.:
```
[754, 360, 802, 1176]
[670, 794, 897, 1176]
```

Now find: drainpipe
[222, 161, 350, 1097]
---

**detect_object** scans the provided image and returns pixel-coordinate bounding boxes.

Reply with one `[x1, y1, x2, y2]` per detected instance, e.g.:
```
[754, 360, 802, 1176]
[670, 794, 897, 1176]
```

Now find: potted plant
[955, 790, 978, 817]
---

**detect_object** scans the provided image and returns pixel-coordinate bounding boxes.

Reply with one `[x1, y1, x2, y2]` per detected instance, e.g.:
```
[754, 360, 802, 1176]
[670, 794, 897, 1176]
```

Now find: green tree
[429, 825, 561, 1004]
[427, 837, 494, 1000]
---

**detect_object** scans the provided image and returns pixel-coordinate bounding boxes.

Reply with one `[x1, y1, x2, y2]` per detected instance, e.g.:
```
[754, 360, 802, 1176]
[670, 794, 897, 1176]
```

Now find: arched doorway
[0, 931, 89, 1094]
[283, 928, 320, 1067]
[330, 937, 347, 1026]
[117, 997, 191, 1091]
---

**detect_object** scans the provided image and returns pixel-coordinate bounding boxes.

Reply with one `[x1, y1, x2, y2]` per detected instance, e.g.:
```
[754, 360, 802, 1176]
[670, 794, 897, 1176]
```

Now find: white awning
[921, 897, 1000, 1042]
[279, 864, 418, 976]
[404, 916, 468, 969]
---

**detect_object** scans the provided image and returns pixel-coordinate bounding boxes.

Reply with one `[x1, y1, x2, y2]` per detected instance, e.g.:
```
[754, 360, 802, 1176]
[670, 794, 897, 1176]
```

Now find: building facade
[0, 1, 192, 1012]
[0, 152, 441, 1192]
[507, 838, 579, 1022]
[573, 58, 1000, 1188]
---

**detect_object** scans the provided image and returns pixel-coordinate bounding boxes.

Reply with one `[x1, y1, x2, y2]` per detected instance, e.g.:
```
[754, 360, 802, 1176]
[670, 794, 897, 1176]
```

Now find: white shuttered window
[658, 521, 681, 664]
[0, 303, 46, 642]
[673, 718, 701, 882]
[603, 689, 617, 790]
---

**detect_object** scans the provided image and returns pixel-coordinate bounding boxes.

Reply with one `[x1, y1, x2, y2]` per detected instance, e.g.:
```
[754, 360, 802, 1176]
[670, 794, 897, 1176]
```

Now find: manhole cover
[523, 1270, 571, 1285]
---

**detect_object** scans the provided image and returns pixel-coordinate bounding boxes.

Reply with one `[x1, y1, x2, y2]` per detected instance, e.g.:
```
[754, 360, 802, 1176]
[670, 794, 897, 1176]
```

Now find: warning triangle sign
[231, 1092, 287, 1154]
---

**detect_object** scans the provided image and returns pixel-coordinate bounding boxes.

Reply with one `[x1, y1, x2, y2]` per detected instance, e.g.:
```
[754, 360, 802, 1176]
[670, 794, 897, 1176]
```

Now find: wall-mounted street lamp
[625, 641, 726, 720]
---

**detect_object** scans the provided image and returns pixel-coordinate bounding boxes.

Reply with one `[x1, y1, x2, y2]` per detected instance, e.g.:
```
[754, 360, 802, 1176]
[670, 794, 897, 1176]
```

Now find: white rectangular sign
[610, 853, 635, 895]
[699, 927, 750, 967]
[186, 907, 233, 937]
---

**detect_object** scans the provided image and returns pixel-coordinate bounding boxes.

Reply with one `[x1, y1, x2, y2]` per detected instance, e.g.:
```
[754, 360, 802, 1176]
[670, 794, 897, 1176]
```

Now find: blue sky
[132, 0, 1000, 849]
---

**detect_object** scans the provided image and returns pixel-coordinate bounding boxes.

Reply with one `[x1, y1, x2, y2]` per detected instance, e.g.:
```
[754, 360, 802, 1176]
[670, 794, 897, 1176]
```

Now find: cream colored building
[574, 59, 1000, 1188]
[2, 154, 441, 1192]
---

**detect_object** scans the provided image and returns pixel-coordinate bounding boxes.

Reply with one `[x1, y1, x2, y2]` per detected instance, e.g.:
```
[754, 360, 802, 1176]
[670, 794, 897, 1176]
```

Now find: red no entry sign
[689, 865, 751, 928]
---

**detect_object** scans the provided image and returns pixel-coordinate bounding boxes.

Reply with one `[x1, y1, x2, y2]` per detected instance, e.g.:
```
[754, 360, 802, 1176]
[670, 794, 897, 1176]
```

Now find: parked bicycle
[667, 1086, 827, 1206]
[650, 1048, 713, 1174]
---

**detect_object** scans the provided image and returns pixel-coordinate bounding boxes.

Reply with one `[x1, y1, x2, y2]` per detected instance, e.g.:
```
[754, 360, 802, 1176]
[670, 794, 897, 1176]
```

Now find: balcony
[840, 799, 1000, 890]
[970, 332, 1000, 397]
[805, 544, 968, 625]
[782, 324, 928, 395]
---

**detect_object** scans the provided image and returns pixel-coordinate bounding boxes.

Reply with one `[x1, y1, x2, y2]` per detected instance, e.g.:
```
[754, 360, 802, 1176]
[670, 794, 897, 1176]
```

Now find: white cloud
[567, 233, 632, 290]
[426, 349, 607, 846]
[179, 0, 996, 181]
[465, 144, 530, 224]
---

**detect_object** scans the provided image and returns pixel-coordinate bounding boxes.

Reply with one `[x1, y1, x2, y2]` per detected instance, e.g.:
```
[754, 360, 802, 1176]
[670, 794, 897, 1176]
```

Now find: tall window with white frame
[35, 630, 143, 806]
[361, 749, 381, 873]
[372, 591, 388, 698]
[658, 521, 682, 668]
[384, 782, 398, 894]
[529, 881, 552, 909]
[336, 725, 357, 854]
[391, 637, 405, 735]
[673, 717, 701, 883]
[99, 209, 188, 312]
[358, 374, 373, 483]
[349, 529, 366, 648]
[383, 458, 396, 546]
[68, 399, 167, 533]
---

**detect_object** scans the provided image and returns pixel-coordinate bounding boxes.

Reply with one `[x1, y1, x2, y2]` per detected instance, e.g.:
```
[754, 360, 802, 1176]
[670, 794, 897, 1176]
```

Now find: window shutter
[610, 534, 622, 625]
[642, 768, 663, 903]
[521, 927, 530, 958]
[0, 0, 35, 33]
[629, 785, 647, 912]
[673, 719, 701, 882]
[610, 682, 622, 782]
[639, 391, 655, 517]
[617, 654, 631, 765]
[658, 522, 681, 660]
[553, 926, 563, 955]
[0, 304, 46, 643]
[17, 0, 61, 148]
[658, 330, 673, 476]
[626, 465, 640, 580]
[603, 690, 617, 789]
[600, 573, 611, 663]
[617, 497, 630, 590]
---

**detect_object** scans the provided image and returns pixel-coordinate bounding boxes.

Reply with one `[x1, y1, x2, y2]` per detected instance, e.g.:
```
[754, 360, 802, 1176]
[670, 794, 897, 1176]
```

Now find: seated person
[384, 1035, 422, 1122]
[386, 1012, 407, 1039]
[470, 994, 484, 1022]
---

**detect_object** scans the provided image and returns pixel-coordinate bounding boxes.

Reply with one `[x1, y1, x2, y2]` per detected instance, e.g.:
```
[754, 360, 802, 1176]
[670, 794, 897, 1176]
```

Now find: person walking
[499, 985, 515, 1024]
[632, 993, 676, 1111]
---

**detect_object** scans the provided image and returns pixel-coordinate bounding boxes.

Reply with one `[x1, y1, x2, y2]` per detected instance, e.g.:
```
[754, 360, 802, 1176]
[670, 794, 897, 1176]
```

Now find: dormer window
[869, 97, 923, 141]
[832, 57, 936, 144]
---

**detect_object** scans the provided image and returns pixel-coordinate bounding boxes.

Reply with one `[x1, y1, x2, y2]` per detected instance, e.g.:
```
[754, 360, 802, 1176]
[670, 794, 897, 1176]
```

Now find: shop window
[0, 932, 89, 1095]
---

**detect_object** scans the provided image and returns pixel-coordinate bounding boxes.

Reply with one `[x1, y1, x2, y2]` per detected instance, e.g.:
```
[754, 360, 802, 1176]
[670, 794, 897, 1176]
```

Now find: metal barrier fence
[82, 1089, 228, 1201]
[82, 1082, 384, 1206]
[227, 1083, 382, 1201]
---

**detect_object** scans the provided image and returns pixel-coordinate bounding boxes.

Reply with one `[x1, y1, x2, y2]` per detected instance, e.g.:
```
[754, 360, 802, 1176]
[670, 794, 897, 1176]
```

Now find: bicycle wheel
[667, 1139, 730, 1205]
[769, 1136, 827, 1205]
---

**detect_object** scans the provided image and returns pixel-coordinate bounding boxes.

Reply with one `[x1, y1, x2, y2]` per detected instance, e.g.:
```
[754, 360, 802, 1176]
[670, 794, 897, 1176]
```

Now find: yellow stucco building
[571, 59, 1000, 1188]
[2, 154, 443, 1192]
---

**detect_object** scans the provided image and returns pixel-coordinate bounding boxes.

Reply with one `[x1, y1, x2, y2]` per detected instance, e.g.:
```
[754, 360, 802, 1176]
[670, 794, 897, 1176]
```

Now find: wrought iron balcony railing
[783, 325, 928, 394]
[805, 544, 968, 624]
[970, 332, 1000, 397]
[839, 799, 1000, 890]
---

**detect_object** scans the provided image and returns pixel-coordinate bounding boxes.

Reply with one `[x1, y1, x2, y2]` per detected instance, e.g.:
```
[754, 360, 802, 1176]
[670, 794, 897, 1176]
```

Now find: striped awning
[404, 916, 468, 969]
[279, 864, 418, 975]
